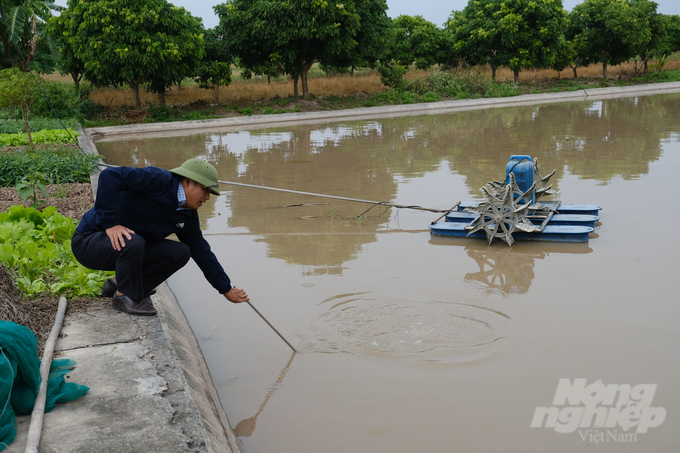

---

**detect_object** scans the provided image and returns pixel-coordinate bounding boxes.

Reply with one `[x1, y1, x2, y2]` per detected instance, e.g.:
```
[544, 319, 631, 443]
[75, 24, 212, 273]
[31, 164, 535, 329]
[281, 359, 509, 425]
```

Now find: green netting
[0, 320, 89, 451]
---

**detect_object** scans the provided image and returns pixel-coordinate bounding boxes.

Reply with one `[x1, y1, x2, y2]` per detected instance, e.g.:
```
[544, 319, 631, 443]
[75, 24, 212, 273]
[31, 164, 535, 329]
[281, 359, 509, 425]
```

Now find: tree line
[1, 0, 679, 108]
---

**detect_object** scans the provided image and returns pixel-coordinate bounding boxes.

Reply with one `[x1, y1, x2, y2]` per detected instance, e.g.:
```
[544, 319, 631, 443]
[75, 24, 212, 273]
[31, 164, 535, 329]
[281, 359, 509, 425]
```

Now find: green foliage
[195, 61, 232, 103]
[2, 0, 60, 45]
[62, 0, 205, 107]
[262, 105, 301, 114]
[0, 117, 78, 134]
[0, 205, 111, 298]
[0, 128, 79, 146]
[78, 99, 104, 119]
[335, 0, 391, 70]
[494, 0, 567, 80]
[45, 9, 86, 92]
[194, 28, 233, 104]
[216, 0, 362, 97]
[0, 68, 39, 125]
[31, 81, 81, 119]
[372, 88, 442, 104]
[377, 63, 408, 89]
[0, 146, 97, 187]
[567, 0, 659, 77]
[655, 15, 680, 60]
[147, 104, 175, 122]
[390, 15, 446, 70]
[551, 37, 576, 75]
[448, 0, 566, 81]
[0, 0, 61, 70]
[446, 0, 505, 78]
[422, 69, 519, 99]
[640, 68, 680, 83]
[15, 173, 49, 209]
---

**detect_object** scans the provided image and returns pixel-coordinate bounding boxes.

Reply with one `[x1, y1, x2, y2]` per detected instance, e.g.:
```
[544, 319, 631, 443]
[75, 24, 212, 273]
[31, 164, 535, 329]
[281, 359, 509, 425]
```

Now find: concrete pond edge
[85, 81, 680, 142]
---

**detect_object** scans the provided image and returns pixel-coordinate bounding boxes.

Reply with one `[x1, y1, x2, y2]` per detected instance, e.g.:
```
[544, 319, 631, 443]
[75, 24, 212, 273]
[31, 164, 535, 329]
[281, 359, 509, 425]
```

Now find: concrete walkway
[86, 82, 680, 142]
[6, 284, 240, 453]
[6, 82, 680, 453]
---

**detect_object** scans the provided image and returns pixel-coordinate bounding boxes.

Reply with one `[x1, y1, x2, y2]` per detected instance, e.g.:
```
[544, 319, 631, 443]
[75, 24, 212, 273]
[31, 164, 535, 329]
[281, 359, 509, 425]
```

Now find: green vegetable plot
[0, 128, 80, 147]
[0, 205, 111, 298]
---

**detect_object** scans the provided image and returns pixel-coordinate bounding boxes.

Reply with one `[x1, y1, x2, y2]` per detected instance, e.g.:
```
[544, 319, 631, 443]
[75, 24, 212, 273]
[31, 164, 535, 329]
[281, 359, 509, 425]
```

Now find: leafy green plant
[147, 104, 176, 122]
[641, 69, 680, 83]
[377, 64, 408, 89]
[0, 145, 98, 187]
[0, 118, 80, 135]
[0, 205, 112, 298]
[31, 81, 81, 119]
[0, 128, 80, 147]
[15, 174, 50, 210]
[0, 69, 40, 144]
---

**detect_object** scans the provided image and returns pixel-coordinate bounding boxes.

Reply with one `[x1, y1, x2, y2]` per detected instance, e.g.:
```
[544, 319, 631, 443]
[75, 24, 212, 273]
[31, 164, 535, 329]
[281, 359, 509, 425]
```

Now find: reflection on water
[429, 237, 593, 296]
[96, 93, 680, 453]
[233, 353, 295, 438]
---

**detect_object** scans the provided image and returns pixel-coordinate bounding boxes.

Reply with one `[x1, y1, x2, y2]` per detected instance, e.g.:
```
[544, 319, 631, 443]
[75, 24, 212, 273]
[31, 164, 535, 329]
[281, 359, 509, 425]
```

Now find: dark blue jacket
[76, 166, 232, 294]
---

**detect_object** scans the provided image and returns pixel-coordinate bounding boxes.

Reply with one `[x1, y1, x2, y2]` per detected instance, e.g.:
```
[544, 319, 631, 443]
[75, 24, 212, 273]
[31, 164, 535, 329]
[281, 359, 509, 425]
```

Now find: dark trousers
[72, 231, 190, 301]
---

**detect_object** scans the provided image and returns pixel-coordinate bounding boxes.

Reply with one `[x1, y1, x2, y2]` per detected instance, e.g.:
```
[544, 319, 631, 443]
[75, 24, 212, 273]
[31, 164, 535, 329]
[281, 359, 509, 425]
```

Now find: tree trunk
[571, 65, 578, 78]
[2, 38, 10, 63]
[29, 15, 37, 64]
[131, 80, 142, 108]
[24, 121, 33, 146]
[513, 69, 519, 84]
[491, 64, 497, 80]
[158, 89, 166, 106]
[602, 61, 608, 78]
[644, 59, 648, 74]
[302, 71, 309, 97]
[301, 57, 316, 97]
[178, 80, 183, 90]
[293, 75, 299, 98]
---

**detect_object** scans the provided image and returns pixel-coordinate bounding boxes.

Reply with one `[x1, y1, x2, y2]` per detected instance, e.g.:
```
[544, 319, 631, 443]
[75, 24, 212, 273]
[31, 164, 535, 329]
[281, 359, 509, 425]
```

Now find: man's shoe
[101, 278, 117, 297]
[112, 294, 157, 316]
[102, 279, 156, 298]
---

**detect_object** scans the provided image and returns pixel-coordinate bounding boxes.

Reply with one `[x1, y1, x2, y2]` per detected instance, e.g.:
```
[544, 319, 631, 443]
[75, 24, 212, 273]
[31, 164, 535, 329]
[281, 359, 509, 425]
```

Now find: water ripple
[302, 293, 511, 363]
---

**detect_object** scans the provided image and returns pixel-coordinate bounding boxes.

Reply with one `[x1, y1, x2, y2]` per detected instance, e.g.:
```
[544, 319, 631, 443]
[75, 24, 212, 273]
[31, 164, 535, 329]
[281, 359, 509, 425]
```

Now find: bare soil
[0, 183, 94, 220]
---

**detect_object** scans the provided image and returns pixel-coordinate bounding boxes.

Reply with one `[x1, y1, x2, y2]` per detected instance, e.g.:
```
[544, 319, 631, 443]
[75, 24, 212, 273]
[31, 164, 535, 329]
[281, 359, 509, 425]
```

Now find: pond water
[97, 94, 680, 452]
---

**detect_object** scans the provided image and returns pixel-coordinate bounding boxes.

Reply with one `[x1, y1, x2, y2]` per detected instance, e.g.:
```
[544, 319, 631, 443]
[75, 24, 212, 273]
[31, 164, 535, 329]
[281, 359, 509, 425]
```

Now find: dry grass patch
[49, 59, 680, 110]
[492, 60, 680, 83]
[86, 72, 389, 106]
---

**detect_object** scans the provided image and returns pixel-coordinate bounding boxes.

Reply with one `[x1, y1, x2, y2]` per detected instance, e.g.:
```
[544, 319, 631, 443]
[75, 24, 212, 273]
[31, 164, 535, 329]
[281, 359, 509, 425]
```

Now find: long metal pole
[246, 301, 297, 353]
[218, 180, 448, 214]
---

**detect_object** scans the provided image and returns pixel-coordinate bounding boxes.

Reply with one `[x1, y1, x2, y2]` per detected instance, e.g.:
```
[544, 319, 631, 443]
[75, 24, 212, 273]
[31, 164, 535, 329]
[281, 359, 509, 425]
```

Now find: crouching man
[72, 158, 249, 315]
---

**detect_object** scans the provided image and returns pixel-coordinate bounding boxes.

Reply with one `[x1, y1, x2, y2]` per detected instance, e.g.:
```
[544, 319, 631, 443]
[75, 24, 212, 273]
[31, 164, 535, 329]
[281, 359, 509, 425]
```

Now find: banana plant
[1, 0, 62, 68]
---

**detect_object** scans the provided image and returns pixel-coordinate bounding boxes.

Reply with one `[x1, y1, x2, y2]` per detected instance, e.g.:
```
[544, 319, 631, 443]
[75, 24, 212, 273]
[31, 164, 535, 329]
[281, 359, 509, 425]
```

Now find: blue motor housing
[505, 155, 535, 204]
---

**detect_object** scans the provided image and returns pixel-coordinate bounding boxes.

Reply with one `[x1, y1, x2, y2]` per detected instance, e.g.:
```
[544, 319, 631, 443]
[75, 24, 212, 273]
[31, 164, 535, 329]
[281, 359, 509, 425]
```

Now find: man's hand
[224, 287, 250, 304]
[106, 225, 136, 251]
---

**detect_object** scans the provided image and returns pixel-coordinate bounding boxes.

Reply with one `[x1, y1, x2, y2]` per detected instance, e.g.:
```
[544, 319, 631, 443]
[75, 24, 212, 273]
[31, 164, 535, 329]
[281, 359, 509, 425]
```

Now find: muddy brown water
[97, 94, 680, 452]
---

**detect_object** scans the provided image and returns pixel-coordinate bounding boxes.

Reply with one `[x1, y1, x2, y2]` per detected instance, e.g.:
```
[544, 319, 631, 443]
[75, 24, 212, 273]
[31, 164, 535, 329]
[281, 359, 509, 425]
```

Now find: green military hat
[170, 158, 220, 195]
